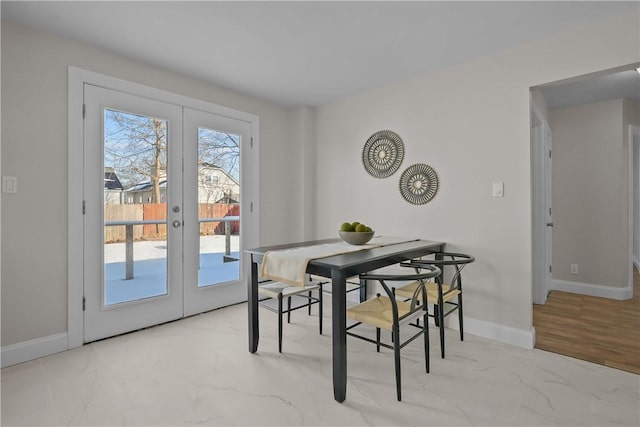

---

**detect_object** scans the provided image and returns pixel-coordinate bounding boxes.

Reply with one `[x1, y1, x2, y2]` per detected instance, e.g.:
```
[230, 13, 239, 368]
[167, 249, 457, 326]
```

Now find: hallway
[534, 267, 640, 374]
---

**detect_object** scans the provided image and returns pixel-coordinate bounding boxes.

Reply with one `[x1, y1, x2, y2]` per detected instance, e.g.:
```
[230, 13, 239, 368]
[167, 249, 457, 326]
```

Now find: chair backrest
[359, 265, 441, 320]
[401, 252, 475, 292]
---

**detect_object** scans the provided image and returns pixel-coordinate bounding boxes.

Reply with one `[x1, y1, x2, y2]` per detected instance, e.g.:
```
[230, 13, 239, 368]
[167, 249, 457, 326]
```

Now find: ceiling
[2, 1, 638, 107]
[540, 69, 640, 110]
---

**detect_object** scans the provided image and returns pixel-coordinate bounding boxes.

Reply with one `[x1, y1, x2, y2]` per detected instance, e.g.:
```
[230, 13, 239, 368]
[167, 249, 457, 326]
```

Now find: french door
[83, 84, 254, 342]
[183, 108, 253, 316]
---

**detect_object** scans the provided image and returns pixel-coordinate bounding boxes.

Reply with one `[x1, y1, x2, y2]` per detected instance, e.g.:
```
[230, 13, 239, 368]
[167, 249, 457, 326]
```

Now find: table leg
[359, 277, 367, 302]
[248, 257, 259, 353]
[332, 270, 347, 402]
[125, 224, 134, 280]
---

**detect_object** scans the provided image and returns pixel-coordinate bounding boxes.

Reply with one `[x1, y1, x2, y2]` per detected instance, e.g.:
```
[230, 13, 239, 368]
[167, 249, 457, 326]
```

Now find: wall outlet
[492, 182, 504, 197]
[2, 176, 17, 193]
[570, 264, 579, 275]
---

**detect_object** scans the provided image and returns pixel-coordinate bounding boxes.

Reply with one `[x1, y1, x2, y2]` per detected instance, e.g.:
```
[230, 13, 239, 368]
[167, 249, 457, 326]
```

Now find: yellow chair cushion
[395, 281, 460, 302]
[347, 296, 414, 331]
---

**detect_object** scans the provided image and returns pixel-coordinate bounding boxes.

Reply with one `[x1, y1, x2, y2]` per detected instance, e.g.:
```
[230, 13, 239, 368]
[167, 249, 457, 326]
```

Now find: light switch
[2, 176, 17, 193]
[492, 182, 504, 197]
[571, 264, 579, 275]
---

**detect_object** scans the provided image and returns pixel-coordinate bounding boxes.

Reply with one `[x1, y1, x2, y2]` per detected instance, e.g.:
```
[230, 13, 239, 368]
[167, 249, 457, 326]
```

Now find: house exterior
[104, 167, 124, 204]
[122, 164, 239, 204]
[196, 163, 240, 204]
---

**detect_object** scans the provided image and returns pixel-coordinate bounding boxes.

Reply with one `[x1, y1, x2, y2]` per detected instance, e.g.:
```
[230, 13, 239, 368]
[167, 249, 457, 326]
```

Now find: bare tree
[105, 112, 240, 204]
[104, 110, 167, 202]
[197, 129, 240, 182]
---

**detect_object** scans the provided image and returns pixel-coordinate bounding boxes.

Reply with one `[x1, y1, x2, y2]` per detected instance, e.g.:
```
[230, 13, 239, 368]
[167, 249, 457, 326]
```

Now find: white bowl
[339, 230, 374, 245]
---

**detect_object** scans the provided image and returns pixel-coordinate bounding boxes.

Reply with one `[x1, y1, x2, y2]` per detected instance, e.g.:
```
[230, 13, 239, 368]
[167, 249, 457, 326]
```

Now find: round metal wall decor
[399, 163, 439, 205]
[362, 130, 404, 178]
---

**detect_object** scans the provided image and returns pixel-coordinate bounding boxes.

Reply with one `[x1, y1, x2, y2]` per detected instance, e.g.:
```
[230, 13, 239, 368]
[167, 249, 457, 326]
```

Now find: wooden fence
[105, 203, 240, 243]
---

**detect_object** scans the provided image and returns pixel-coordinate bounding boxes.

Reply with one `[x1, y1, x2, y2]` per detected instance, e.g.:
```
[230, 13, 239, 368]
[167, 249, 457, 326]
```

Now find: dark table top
[248, 238, 445, 280]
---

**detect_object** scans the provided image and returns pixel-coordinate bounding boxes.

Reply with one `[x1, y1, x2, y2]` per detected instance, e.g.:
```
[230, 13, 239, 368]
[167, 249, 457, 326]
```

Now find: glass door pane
[83, 84, 183, 343]
[197, 127, 240, 287]
[104, 109, 169, 305]
[183, 107, 253, 317]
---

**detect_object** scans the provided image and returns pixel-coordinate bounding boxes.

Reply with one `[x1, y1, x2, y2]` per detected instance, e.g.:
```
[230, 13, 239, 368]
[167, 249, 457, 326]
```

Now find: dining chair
[398, 252, 475, 358]
[258, 275, 325, 353]
[311, 275, 367, 298]
[345, 265, 441, 401]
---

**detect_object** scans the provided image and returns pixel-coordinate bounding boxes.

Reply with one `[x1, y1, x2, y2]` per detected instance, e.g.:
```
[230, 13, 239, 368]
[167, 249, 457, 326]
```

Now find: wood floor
[533, 267, 640, 374]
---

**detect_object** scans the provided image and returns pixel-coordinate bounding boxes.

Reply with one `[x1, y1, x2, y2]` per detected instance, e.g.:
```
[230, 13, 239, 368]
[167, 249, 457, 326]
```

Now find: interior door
[532, 105, 551, 305]
[83, 84, 184, 342]
[544, 122, 553, 293]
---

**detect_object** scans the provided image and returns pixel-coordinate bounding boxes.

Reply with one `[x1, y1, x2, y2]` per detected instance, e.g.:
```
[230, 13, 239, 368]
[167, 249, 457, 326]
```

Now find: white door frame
[68, 67, 260, 349]
[629, 125, 640, 282]
[531, 103, 552, 305]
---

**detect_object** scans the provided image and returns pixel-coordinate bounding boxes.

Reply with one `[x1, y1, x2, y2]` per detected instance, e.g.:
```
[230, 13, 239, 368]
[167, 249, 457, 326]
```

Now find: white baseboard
[446, 316, 535, 349]
[1, 333, 68, 368]
[356, 284, 535, 349]
[551, 279, 632, 300]
[0, 316, 535, 368]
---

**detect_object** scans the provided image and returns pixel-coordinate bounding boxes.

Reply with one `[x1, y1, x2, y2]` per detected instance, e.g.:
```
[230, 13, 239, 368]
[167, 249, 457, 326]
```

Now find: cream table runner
[259, 236, 411, 286]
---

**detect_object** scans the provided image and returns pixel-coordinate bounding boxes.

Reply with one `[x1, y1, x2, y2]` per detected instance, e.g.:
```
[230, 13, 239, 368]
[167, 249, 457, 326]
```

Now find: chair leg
[423, 312, 430, 373]
[308, 290, 312, 315]
[318, 288, 323, 335]
[278, 294, 283, 353]
[458, 295, 464, 342]
[439, 301, 445, 359]
[287, 296, 292, 324]
[393, 324, 402, 401]
[376, 328, 381, 353]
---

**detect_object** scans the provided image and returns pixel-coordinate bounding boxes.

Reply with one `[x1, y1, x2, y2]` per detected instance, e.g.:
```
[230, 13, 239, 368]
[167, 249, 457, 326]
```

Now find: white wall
[2, 10, 639, 353]
[551, 99, 629, 287]
[0, 20, 303, 347]
[315, 12, 639, 336]
[624, 101, 640, 269]
[289, 105, 317, 241]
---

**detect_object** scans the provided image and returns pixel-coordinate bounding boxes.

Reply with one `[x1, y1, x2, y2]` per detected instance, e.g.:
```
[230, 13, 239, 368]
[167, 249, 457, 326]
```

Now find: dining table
[246, 237, 445, 402]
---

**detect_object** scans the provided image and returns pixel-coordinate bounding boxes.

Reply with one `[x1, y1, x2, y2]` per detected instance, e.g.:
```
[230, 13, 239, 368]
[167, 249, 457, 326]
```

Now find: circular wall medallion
[362, 130, 404, 178]
[399, 163, 439, 205]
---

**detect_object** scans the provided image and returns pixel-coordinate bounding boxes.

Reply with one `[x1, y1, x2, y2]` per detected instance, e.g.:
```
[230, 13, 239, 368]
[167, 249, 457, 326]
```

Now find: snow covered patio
[104, 235, 240, 305]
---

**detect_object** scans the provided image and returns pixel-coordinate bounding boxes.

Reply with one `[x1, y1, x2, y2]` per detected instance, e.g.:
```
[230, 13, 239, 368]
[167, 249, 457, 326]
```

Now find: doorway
[69, 69, 259, 345]
[530, 66, 640, 371]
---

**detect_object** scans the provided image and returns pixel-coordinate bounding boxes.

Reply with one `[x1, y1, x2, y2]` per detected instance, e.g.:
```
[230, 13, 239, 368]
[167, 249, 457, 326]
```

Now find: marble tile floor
[2, 298, 639, 427]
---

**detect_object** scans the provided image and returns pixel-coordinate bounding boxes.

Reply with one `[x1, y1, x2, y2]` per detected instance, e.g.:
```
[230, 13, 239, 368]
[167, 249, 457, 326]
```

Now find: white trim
[629, 125, 640, 293]
[531, 101, 550, 305]
[69, 67, 258, 124]
[68, 66, 260, 348]
[447, 316, 535, 349]
[68, 67, 85, 349]
[1, 333, 68, 368]
[551, 279, 633, 300]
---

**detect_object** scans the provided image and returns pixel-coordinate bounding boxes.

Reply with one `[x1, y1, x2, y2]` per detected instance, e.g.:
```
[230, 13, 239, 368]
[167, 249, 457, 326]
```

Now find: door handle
[546, 222, 554, 227]
[172, 220, 182, 228]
